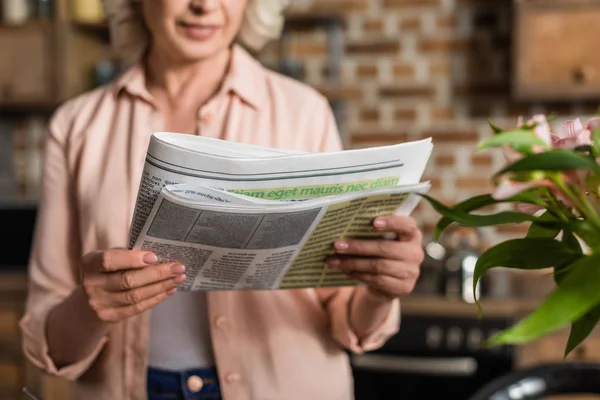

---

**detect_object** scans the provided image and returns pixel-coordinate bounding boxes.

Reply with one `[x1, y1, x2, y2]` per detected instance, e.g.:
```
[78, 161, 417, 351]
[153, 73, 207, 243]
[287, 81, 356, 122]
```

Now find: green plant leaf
[553, 230, 585, 286]
[553, 261, 575, 286]
[568, 220, 600, 249]
[434, 193, 543, 239]
[526, 211, 561, 239]
[495, 150, 600, 177]
[486, 251, 600, 346]
[472, 238, 582, 315]
[566, 304, 600, 357]
[592, 126, 600, 159]
[489, 120, 503, 134]
[420, 195, 538, 238]
[478, 130, 548, 152]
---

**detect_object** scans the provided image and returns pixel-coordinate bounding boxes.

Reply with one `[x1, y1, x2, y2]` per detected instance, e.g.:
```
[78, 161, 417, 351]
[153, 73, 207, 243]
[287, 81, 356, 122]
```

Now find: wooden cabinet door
[514, 0, 600, 100]
[0, 23, 55, 105]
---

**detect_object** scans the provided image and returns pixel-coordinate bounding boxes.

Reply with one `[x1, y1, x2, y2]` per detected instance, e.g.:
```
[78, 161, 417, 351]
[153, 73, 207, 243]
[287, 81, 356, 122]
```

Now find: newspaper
[129, 132, 433, 291]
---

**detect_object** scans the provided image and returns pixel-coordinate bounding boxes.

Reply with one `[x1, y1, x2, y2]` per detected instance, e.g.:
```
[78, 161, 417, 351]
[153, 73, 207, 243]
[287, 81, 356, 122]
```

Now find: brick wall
[261, 0, 599, 246]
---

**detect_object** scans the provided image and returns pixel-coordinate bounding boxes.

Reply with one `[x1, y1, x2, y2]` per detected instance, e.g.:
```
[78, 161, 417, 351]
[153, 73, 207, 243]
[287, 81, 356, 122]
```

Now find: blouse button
[200, 111, 214, 124]
[186, 375, 204, 392]
[214, 315, 228, 329]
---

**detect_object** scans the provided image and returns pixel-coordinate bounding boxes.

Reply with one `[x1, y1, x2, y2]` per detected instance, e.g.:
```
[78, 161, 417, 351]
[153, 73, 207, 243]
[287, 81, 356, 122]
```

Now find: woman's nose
[189, 0, 221, 14]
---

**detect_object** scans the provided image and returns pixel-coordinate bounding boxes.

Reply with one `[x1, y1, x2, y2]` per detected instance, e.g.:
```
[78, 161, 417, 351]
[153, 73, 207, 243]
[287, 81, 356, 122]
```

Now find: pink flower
[492, 174, 575, 211]
[551, 118, 592, 149]
[492, 178, 552, 200]
[518, 114, 553, 148]
[587, 117, 600, 132]
[491, 176, 546, 214]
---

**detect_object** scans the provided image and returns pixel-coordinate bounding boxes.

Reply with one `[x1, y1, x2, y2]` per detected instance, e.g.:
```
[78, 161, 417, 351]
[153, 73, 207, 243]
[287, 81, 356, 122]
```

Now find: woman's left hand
[326, 215, 424, 300]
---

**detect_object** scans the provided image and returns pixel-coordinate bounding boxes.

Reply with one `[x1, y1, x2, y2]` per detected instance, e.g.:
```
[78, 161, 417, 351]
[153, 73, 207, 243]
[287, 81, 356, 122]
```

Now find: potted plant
[421, 113, 600, 356]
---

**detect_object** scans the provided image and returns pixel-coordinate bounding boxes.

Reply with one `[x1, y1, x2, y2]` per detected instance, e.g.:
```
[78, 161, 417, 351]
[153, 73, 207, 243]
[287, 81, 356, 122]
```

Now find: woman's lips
[178, 22, 220, 40]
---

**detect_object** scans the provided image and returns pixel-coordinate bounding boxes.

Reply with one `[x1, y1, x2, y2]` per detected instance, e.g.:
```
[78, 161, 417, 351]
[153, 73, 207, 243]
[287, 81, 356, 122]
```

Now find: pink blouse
[19, 45, 400, 400]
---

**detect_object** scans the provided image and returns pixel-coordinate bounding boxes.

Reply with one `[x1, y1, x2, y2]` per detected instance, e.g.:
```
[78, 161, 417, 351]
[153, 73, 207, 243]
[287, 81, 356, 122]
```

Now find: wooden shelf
[400, 295, 542, 318]
[0, 100, 58, 114]
[71, 20, 110, 40]
[0, 20, 53, 31]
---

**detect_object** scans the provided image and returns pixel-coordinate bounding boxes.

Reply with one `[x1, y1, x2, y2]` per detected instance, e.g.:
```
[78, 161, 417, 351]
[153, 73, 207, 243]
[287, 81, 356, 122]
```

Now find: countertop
[400, 295, 541, 318]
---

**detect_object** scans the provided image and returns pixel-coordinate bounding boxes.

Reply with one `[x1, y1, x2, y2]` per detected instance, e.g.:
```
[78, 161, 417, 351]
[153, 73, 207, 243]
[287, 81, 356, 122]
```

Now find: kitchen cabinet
[513, 0, 600, 101]
[0, 23, 55, 106]
[0, 273, 71, 400]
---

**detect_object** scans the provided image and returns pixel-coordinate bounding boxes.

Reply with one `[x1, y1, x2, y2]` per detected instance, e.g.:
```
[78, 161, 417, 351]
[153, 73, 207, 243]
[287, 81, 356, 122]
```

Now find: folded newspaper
[128, 132, 433, 291]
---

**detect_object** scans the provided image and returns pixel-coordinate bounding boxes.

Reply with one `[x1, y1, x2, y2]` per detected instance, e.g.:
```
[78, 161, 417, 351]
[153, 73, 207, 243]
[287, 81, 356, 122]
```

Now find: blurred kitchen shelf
[0, 100, 58, 115]
[71, 20, 110, 41]
[401, 295, 542, 318]
[0, 20, 53, 31]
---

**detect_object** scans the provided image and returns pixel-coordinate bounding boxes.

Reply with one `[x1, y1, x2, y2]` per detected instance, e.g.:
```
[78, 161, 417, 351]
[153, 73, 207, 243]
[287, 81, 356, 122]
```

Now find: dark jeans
[147, 366, 222, 400]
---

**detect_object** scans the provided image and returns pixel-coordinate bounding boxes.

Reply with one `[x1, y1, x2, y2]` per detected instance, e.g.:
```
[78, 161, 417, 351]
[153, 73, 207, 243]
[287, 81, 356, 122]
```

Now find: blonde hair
[101, 0, 295, 62]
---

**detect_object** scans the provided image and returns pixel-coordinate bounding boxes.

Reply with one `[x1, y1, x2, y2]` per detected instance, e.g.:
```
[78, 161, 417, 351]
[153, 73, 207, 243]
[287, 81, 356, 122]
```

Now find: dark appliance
[0, 206, 37, 269]
[469, 362, 600, 400]
[352, 315, 516, 400]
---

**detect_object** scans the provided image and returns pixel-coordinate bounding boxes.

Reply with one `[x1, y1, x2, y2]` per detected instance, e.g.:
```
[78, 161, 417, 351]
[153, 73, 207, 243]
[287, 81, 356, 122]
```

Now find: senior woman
[19, 1, 424, 399]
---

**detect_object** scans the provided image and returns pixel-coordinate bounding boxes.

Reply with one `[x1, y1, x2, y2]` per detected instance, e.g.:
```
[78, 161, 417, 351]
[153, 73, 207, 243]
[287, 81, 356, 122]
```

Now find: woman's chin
[167, 39, 229, 63]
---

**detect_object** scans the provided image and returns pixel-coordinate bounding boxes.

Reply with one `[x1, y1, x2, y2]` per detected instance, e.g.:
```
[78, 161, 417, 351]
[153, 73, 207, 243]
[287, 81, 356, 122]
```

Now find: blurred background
[1, 0, 600, 399]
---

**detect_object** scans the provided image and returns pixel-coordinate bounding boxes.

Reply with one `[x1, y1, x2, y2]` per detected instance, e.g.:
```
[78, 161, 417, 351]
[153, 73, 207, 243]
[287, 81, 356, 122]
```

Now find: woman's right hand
[81, 249, 186, 323]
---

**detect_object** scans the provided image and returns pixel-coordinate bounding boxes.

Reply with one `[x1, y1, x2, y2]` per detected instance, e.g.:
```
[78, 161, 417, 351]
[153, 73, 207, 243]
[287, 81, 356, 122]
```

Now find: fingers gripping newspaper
[128, 132, 433, 291]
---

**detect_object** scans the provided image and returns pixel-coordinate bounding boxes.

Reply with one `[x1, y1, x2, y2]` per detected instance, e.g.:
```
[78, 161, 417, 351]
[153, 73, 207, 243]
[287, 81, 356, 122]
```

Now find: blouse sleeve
[19, 107, 108, 380]
[311, 96, 401, 354]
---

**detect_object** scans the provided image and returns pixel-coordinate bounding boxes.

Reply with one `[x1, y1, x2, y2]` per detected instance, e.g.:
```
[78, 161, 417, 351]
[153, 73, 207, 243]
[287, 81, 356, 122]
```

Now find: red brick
[306, 0, 367, 12]
[395, 108, 417, 121]
[399, 17, 422, 32]
[384, 0, 440, 8]
[437, 15, 458, 29]
[360, 108, 380, 123]
[346, 39, 401, 54]
[420, 130, 479, 142]
[315, 85, 363, 101]
[418, 37, 473, 52]
[289, 39, 327, 57]
[456, 177, 493, 191]
[436, 154, 454, 166]
[432, 107, 454, 120]
[393, 62, 415, 78]
[379, 85, 434, 98]
[431, 59, 451, 76]
[350, 131, 409, 146]
[364, 18, 384, 35]
[356, 64, 378, 78]
[472, 154, 493, 167]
